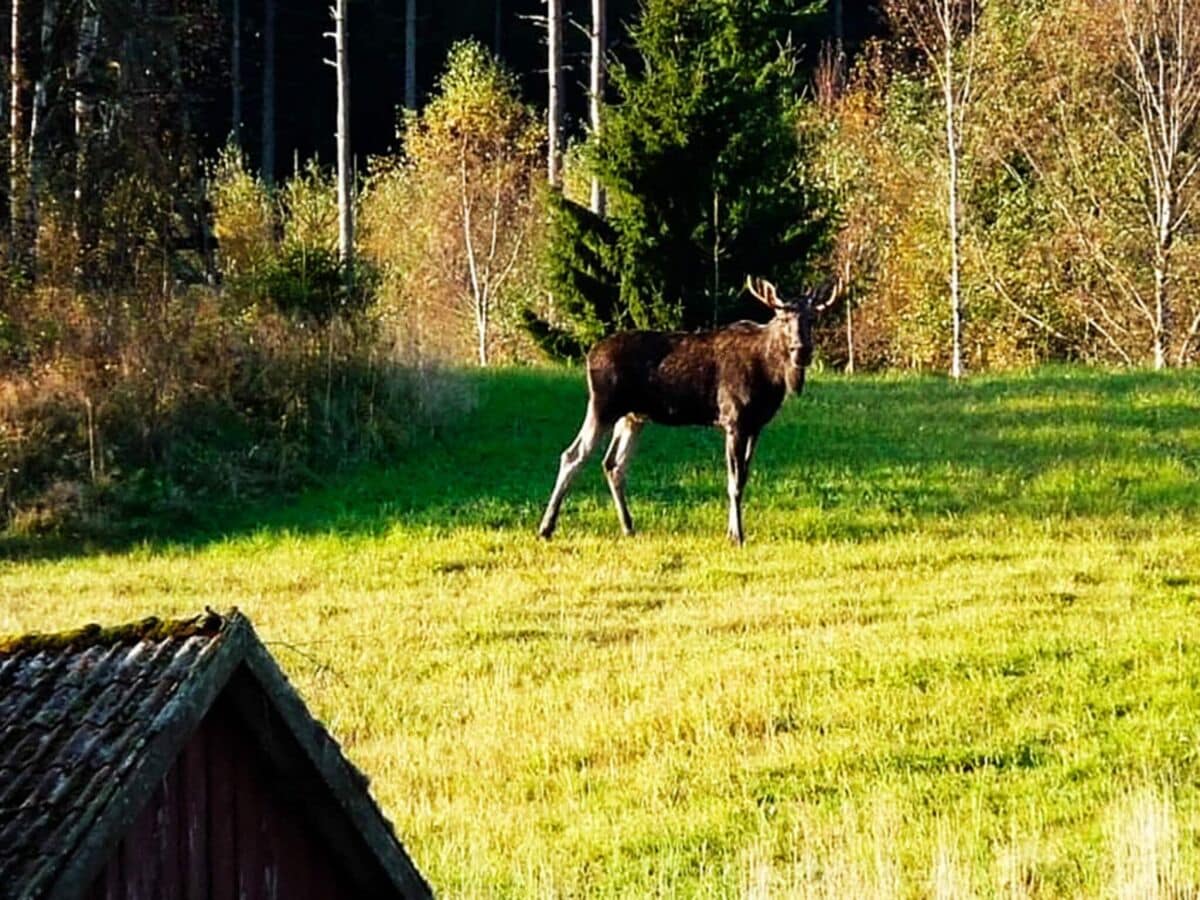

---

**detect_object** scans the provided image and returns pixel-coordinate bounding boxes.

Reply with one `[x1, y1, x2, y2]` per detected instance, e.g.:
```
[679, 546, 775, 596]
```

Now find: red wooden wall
[86, 696, 362, 900]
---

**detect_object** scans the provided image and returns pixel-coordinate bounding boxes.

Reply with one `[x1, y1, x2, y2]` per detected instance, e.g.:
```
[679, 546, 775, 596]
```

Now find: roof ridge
[0, 607, 237, 656]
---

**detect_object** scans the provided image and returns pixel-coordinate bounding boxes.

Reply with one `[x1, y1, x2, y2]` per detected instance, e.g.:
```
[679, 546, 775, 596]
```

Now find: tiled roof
[0, 610, 430, 900]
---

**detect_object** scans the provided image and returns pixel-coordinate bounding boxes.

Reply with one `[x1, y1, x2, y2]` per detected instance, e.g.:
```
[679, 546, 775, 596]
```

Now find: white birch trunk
[333, 0, 353, 271]
[476, 300, 488, 366]
[845, 301, 855, 373]
[944, 49, 963, 380]
[28, 0, 56, 240]
[589, 0, 606, 215]
[940, 2, 964, 380]
[547, 0, 562, 188]
[460, 142, 486, 366]
[10, 0, 30, 268]
[1154, 195, 1171, 369]
[73, 1, 99, 256]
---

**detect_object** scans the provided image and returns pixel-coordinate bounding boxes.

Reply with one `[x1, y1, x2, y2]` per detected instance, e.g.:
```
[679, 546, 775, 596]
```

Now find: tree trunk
[476, 302, 488, 366]
[943, 26, 963, 380]
[231, 0, 241, 143]
[405, 0, 416, 110]
[845, 300, 855, 373]
[10, 0, 31, 272]
[1153, 203, 1171, 369]
[261, 0, 275, 184]
[589, 0, 606, 215]
[833, 0, 844, 60]
[29, 0, 56, 233]
[493, 0, 502, 58]
[73, 0, 100, 269]
[711, 188, 720, 325]
[333, 0, 352, 276]
[547, 0, 562, 187]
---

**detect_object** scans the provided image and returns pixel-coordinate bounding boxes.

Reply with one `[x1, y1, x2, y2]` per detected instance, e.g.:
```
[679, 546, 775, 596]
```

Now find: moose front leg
[724, 426, 752, 546]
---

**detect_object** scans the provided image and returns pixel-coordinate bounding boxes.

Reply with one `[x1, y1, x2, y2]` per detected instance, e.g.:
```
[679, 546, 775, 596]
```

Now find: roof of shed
[0, 609, 430, 900]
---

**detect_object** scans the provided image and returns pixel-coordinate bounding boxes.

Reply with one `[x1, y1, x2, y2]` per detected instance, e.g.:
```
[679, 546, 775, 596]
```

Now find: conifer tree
[533, 0, 832, 353]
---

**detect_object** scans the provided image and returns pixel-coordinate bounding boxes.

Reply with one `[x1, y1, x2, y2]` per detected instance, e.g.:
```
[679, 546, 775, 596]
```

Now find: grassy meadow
[4, 365, 1200, 897]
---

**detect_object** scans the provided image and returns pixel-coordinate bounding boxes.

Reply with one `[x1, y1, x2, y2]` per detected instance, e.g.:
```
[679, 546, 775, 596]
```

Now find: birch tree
[73, 0, 100, 263]
[589, 0, 606, 215]
[1005, 0, 1200, 366]
[547, 0, 563, 187]
[1118, 0, 1200, 367]
[886, 0, 979, 378]
[10, 0, 32, 271]
[364, 42, 543, 365]
[327, 0, 353, 274]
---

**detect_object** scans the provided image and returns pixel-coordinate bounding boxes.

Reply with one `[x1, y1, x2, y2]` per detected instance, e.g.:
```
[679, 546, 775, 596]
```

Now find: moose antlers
[812, 276, 843, 314]
[745, 276, 781, 308]
[745, 273, 847, 313]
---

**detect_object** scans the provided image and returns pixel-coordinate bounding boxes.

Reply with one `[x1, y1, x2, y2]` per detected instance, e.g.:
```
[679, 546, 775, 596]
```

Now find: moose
[537, 276, 838, 545]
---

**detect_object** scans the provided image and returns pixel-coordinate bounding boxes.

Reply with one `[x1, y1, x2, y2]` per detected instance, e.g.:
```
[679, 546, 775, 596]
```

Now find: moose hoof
[537, 523, 555, 540]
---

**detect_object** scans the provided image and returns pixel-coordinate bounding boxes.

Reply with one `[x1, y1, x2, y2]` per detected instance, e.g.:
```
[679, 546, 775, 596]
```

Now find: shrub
[360, 41, 545, 366]
[208, 145, 275, 298]
[0, 286, 469, 536]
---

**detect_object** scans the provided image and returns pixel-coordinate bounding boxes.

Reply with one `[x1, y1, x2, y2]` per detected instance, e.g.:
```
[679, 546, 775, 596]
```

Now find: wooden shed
[0, 609, 431, 900]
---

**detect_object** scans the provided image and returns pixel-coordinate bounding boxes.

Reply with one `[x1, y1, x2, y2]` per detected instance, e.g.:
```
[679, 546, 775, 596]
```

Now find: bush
[261, 244, 376, 324]
[0, 150, 464, 536]
[209, 145, 275, 296]
[360, 41, 545, 366]
[0, 286, 470, 536]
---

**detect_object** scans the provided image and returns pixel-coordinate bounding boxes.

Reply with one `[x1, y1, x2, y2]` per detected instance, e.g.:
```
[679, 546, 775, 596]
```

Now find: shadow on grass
[3, 365, 1199, 561]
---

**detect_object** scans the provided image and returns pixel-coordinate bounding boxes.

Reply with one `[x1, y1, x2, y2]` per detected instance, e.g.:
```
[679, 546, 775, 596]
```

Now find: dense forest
[0, 0, 1195, 533]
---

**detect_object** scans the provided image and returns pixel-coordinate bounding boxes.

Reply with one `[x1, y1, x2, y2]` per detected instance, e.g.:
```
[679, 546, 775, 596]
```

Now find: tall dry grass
[741, 788, 1199, 899]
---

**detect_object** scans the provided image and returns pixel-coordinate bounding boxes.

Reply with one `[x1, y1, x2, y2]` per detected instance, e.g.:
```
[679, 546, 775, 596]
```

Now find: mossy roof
[0, 609, 430, 900]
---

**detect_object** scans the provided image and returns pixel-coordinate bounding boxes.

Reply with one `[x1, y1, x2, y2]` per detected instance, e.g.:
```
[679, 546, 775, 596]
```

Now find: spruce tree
[532, 0, 832, 354]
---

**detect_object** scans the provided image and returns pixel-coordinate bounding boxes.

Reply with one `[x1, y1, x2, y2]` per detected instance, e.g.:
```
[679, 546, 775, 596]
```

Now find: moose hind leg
[602, 415, 644, 536]
[724, 427, 750, 546]
[538, 409, 606, 538]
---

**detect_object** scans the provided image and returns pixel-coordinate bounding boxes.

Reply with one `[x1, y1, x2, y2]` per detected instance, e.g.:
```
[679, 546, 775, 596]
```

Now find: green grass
[4, 365, 1200, 897]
